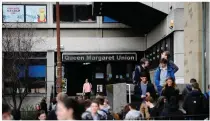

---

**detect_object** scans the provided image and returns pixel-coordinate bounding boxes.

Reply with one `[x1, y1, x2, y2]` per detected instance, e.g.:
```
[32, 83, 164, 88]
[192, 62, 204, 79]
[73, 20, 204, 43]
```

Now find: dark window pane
[53, 5, 74, 22]
[75, 5, 95, 22]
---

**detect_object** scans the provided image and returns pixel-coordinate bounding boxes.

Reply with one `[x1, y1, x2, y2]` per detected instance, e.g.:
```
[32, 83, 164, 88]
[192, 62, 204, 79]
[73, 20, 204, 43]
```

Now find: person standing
[83, 79, 92, 99]
[154, 58, 175, 95]
[161, 51, 179, 73]
[182, 78, 197, 98]
[182, 82, 208, 120]
[133, 58, 151, 84]
[40, 97, 47, 114]
[133, 72, 157, 103]
[161, 77, 179, 103]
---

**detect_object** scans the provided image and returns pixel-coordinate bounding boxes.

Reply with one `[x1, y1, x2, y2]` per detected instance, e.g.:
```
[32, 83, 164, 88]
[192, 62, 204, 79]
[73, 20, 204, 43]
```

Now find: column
[206, 3, 210, 90]
[47, 50, 55, 106]
[184, 3, 203, 87]
[173, 31, 184, 81]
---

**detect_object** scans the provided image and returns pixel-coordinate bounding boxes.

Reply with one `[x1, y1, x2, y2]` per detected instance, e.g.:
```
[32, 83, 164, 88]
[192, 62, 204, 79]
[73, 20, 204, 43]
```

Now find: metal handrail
[126, 84, 131, 103]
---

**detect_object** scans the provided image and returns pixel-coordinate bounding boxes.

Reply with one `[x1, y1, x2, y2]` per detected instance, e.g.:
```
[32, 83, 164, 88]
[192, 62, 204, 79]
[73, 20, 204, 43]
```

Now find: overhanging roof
[94, 2, 167, 34]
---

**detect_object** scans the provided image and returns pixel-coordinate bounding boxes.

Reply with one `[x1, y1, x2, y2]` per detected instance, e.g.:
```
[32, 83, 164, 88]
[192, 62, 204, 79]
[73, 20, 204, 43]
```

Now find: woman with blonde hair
[161, 77, 179, 103]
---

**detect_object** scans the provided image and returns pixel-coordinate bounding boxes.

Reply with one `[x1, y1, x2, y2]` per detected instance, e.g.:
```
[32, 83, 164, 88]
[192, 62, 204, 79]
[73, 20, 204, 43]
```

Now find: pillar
[47, 50, 55, 106]
[184, 3, 203, 88]
[205, 3, 210, 91]
[173, 31, 184, 81]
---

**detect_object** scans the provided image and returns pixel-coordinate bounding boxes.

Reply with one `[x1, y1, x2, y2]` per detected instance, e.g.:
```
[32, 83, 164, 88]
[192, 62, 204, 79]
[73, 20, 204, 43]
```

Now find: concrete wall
[141, 2, 184, 14]
[146, 7, 184, 84]
[174, 31, 184, 81]
[32, 37, 146, 52]
[184, 3, 203, 86]
[146, 8, 184, 48]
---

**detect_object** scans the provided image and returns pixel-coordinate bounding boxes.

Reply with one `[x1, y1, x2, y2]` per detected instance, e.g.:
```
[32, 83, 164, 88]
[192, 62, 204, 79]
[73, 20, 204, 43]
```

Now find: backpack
[187, 94, 205, 115]
[101, 109, 115, 120]
[132, 65, 141, 84]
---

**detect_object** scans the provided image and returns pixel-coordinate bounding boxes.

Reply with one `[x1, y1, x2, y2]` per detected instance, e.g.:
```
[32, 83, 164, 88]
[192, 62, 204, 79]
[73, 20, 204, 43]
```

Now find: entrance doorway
[65, 62, 93, 96]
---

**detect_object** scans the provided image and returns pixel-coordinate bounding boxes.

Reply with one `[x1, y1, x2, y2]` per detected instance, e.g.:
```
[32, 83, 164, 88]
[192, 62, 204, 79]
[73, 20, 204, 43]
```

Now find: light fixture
[169, 20, 174, 29]
[83, 62, 90, 65]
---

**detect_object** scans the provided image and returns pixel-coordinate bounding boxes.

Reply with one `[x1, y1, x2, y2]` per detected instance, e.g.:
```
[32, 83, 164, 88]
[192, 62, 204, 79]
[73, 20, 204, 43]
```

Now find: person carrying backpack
[133, 58, 150, 84]
[82, 100, 106, 120]
[182, 82, 208, 120]
[96, 96, 115, 120]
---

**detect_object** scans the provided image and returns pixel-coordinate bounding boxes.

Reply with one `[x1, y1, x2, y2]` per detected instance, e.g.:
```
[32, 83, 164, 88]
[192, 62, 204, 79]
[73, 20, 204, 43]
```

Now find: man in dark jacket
[182, 82, 208, 120]
[161, 51, 179, 73]
[40, 97, 47, 114]
[133, 72, 157, 103]
[182, 78, 197, 98]
[133, 58, 150, 84]
[161, 96, 184, 120]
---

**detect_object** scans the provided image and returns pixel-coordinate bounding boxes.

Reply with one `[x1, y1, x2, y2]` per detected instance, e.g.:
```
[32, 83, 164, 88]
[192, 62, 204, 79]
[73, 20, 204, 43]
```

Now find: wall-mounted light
[169, 20, 174, 29]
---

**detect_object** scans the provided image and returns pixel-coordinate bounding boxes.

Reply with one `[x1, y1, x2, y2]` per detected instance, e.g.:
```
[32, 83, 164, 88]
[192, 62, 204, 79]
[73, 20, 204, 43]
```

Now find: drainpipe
[202, 2, 206, 92]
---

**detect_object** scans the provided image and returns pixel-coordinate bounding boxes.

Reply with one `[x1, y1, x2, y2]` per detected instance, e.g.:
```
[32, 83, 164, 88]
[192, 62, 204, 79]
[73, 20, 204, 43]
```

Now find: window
[3, 52, 47, 94]
[75, 5, 95, 22]
[53, 5, 74, 23]
[103, 16, 118, 23]
[145, 34, 174, 70]
[2, 5, 25, 22]
[53, 4, 96, 23]
[2, 4, 47, 23]
[25, 5, 47, 23]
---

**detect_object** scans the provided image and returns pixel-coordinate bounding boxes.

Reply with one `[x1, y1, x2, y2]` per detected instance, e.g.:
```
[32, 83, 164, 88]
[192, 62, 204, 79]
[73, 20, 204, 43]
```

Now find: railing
[20, 111, 37, 120]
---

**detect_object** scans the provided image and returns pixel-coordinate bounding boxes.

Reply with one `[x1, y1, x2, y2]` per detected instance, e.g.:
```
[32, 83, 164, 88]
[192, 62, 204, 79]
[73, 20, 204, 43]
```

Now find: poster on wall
[97, 85, 103, 92]
[26, 5, 47, 23]
[3, 5, 24, 22]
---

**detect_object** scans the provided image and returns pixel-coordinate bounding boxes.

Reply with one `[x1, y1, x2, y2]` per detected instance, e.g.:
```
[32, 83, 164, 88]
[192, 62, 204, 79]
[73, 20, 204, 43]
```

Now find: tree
[2, 23, 44, 120]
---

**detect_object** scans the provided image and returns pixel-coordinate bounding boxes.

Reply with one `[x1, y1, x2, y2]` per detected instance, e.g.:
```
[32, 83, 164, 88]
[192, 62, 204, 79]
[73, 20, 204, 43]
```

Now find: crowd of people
[2, 51, 210, 120]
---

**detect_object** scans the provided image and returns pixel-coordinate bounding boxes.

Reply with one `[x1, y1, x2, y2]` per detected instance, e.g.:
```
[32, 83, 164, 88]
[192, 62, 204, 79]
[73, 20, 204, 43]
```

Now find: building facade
[2, 2, 188, 107]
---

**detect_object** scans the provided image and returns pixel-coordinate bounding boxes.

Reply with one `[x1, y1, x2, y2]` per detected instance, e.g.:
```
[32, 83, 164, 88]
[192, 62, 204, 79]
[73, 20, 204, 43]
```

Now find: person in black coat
[182, 82, 208, 120]
[40, 97, 47, 114]
[161, 77, 179, 103]
[133, 58, 151, 84]
[161, 96, 185, 120]
[133, 72, 157, 103]
[150, 96, 167, 119]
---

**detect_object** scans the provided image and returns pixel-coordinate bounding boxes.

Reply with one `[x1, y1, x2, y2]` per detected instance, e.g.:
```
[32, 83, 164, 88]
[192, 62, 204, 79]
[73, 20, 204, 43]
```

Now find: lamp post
[56, 2, 62, 93]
